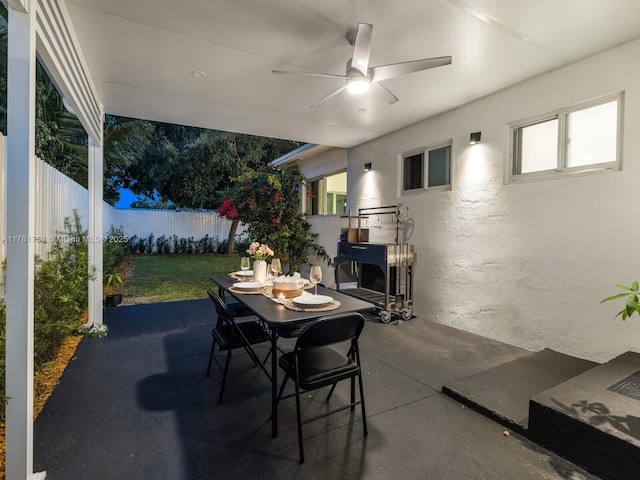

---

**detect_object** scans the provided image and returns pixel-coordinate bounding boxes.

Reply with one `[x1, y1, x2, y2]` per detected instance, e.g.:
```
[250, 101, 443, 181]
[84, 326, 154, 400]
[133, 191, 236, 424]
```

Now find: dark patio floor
[34, 299, 600, 479]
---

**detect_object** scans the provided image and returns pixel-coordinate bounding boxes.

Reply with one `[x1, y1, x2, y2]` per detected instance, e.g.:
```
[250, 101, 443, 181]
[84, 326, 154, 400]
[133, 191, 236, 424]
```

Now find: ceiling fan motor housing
[345, 58, 371, 93]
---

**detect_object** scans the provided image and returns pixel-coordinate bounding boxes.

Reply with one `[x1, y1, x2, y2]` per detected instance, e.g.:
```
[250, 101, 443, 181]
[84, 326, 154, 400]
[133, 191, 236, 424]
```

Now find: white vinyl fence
[35, 157, 92, 258]
[0, 145, 241, 258]
[106, 208, 243, 252]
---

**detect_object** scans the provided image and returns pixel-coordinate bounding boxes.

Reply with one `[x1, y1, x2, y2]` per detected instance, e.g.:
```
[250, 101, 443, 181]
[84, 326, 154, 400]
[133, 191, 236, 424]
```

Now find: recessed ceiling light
[191, 70, 206, 78]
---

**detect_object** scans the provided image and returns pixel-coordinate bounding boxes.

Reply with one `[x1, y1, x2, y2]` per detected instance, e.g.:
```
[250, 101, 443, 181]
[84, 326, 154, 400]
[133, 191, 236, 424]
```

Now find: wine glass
[240, 257, 250, 276]
[271, 258, 282, 278]
[309, 265, 322, 295]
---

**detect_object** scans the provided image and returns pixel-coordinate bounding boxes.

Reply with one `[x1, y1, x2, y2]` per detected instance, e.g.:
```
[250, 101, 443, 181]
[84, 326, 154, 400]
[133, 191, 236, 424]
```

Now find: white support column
[0, 135, 6, 278]
[5, 3, 43, 480]
[88, 137, 104, 326]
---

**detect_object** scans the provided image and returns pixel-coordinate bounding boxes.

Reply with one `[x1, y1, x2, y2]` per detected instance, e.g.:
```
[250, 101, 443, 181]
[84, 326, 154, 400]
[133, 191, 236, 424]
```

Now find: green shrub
[147, 233, 155, 253]
[233, 237, 252, 254]
[103, 225, 130, 276]
[156, 235, 171, 254]
[194, 234, 215, 253]
[0, 211, 95, 421]
[33, 211, 96, 367]
[126, 232, 246, 255]
[216, 239, 228, 254]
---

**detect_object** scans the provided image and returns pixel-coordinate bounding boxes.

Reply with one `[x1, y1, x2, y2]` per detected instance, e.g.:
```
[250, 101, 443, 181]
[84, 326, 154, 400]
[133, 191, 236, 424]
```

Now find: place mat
[283, 299, 341, 312]
[229, 286, 268, 295]
[230, 273, 254, 281]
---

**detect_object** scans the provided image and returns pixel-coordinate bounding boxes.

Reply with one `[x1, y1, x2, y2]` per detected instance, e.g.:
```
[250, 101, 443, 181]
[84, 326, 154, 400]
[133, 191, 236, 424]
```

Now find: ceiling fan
[272, 23, 452, 108]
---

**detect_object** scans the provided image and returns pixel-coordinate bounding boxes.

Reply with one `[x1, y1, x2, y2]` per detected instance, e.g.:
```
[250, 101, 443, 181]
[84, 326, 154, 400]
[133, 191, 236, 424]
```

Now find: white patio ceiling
[66, 0, 640, 148]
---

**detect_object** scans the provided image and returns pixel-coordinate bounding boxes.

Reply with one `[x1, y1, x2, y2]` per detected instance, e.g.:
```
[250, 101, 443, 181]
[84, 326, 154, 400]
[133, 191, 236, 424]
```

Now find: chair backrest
[207, 289, 235, 327]
[295, 313, 365, 350]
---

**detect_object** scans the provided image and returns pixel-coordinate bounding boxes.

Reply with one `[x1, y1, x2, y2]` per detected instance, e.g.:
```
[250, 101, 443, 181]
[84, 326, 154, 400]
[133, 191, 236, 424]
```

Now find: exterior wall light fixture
[364, 162, 372, 171]
[469, 132, 482, 144]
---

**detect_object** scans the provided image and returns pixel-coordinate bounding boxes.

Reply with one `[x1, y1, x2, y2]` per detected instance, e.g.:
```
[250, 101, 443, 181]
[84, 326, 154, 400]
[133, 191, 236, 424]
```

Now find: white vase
[253, 260, 267, 283]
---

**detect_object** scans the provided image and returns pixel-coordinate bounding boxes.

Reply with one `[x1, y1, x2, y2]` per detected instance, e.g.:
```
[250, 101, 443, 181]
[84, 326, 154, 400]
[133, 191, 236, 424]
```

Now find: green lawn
[122, 255, 243, 304]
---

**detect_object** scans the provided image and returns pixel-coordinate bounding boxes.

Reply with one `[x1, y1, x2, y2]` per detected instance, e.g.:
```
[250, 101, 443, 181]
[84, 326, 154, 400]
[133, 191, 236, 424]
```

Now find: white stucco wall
[296, 148, 347, 287]
[347, 39, 640, 363]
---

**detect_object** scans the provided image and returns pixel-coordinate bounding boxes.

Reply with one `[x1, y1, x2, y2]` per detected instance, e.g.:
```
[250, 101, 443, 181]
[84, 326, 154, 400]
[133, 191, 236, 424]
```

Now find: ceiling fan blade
[371, 82, 399, 105]
[371, 56, 452, 83]
[310, 85, 348, 109]
[351, 23, 373, 75]
[272, 70, 348, 80]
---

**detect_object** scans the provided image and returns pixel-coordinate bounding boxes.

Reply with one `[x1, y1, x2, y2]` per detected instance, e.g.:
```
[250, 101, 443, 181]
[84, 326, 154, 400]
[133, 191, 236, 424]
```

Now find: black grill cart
[334, 205, 415, 323]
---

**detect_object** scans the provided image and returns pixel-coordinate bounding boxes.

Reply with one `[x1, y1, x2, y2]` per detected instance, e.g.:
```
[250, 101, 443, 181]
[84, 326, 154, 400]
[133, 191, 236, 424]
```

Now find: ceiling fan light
[347, 76, 370, 94]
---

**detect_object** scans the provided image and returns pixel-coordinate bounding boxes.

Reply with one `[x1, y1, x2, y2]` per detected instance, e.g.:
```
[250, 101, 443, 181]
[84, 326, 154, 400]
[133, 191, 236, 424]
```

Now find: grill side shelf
[335, 287, 388, 309]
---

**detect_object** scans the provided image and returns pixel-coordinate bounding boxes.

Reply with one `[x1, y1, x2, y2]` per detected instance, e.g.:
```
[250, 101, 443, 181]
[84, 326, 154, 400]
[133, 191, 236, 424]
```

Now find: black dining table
[210, 273, 375, 437]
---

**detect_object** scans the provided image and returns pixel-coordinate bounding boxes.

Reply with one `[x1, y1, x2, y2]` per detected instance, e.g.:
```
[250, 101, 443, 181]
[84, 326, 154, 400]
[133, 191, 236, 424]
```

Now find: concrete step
[529, 351, 640, 480]
[441, 348, 598, 434]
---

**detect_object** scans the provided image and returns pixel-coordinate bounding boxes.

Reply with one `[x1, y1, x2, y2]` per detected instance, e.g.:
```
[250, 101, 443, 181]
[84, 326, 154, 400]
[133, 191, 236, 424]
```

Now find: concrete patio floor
[33, 299, 600, 479]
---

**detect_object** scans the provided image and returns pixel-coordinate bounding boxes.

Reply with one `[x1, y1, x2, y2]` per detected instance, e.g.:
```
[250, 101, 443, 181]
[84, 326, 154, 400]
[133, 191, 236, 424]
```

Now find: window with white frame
[401, 142, 452, 192]
[509, 93, 623, 183]
[305, 171, 347, 216]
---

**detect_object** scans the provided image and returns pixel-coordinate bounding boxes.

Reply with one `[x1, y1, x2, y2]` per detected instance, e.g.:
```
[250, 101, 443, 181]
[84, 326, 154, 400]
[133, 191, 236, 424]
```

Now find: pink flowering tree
[219, 165, 330, 272]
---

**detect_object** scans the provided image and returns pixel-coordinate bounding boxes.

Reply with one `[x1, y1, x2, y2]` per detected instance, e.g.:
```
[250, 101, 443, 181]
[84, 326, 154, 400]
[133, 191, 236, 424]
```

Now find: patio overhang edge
[270, 143, 335, 168]
[35, 0, 103, 146]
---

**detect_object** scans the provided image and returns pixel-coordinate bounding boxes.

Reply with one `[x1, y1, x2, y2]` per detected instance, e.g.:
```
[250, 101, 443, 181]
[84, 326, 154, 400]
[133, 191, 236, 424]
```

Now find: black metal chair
[217, 287, 254, 317]
[262, 323, 306, 364]
[276, 312, 368, 463]
[206, 289, 271, 403]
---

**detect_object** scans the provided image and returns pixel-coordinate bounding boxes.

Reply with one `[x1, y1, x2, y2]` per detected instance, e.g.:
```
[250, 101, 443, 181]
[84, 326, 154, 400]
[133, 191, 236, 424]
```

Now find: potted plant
[104, 272, 124, 307]
[600, 281, 640, 319]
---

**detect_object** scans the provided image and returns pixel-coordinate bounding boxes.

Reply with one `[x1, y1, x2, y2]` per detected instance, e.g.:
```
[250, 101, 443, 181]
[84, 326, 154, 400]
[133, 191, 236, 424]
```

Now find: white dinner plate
[234, 281, 264, 290]
[293, 294, 333, 306]
[234, 270, 254, 277]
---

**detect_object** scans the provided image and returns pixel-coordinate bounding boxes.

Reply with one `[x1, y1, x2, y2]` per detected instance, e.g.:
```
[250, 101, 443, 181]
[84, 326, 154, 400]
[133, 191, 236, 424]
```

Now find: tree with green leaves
[122, 121, 205, 203]
[124, 128, 301, 251]
[101, 115, 154, 204]
[125, 129, 300, 208]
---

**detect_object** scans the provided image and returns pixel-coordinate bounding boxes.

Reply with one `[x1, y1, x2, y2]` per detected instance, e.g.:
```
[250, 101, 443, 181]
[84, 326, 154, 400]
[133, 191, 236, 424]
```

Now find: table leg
[271, 326, 278, 438]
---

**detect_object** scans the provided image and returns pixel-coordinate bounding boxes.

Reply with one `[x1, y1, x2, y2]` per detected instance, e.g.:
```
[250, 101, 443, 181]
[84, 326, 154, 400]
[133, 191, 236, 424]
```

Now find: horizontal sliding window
[509, 93, 623, 183]
[401, 142, 452, 193]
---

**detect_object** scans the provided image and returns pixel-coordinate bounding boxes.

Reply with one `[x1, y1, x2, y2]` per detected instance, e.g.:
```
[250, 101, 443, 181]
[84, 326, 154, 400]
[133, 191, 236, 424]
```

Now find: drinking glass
[309, 265, 322, 295]
[270, 258, 282, 278]
[240, 257, 250, 275]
